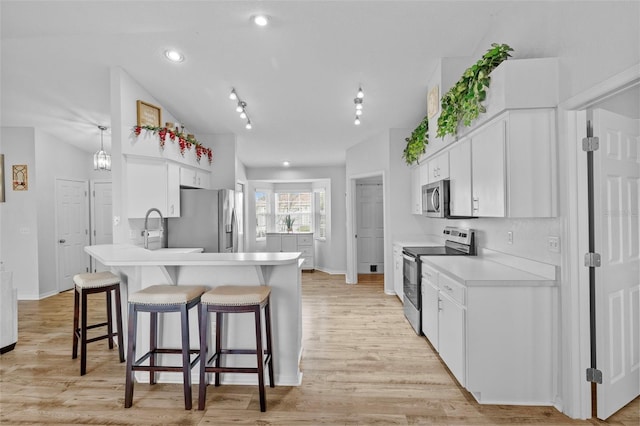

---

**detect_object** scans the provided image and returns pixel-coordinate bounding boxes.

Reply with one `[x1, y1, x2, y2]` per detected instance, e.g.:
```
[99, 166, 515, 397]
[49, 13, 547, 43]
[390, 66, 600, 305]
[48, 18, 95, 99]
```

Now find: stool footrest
[133, 349, 200, 368]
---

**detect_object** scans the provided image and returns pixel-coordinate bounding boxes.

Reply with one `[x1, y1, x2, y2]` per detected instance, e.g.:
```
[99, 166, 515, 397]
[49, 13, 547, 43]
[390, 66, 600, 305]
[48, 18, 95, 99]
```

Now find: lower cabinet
[393, 245, 404, 302]
[420, 259, 555, 405]
[266, 233, 314, 270]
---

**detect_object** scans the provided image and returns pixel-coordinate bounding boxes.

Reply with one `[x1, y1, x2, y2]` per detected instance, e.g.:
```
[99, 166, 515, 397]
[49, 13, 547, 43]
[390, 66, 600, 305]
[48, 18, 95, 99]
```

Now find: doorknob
[59, 239, 66, 243]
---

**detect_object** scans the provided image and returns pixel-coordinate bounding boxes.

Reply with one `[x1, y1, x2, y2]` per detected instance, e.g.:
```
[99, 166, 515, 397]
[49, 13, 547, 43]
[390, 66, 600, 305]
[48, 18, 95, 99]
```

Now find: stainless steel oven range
[402, 227, 476, 335]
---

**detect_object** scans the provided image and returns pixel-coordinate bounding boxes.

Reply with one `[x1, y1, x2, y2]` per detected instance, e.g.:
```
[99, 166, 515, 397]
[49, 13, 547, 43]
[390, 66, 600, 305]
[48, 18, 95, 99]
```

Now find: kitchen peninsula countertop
[86, 244, 302, 267]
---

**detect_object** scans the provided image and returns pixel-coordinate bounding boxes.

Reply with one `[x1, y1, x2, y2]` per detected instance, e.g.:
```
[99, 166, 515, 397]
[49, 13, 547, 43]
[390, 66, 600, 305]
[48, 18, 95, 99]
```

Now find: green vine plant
[402, 115, 429, 166]
[436, 43, 514, 138]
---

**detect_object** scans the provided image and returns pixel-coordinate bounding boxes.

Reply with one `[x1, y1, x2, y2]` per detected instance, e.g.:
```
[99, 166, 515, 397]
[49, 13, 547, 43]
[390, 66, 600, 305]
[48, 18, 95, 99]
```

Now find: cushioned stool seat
[72, 271, 124, 375]
[198, 285, 274, 412]
[124, 284, 205, 410]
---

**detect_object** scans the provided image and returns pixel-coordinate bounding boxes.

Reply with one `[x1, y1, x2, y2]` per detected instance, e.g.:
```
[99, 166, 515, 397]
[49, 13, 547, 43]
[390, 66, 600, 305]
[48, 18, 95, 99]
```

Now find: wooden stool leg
[80, 289, 88, 376]
[214, 311, 222, 387]
[180, 305, 193, 410]
[149, 311, 157, 385]
[254, 305, 266, 412]
[264, 299, 275, 388]
[124, 304, 137, 408]
[198, 304, 208, 410]
[106, 289, 114, 350]
[114, 286, 125, 363]
[72, 287, 80, 360]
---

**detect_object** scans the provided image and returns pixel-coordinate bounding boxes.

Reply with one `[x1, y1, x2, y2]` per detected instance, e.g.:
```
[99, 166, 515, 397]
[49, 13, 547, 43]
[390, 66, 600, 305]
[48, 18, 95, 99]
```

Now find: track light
[354, 117, 361, 125]
[355, 109, 362, 116]
[229, 89, 253, 130]
[357, 87, 364, 99]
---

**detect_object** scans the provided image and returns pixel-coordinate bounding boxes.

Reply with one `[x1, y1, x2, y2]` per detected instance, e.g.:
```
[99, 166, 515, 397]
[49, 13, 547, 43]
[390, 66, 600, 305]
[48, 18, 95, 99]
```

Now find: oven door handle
[403, 254, 417, 262]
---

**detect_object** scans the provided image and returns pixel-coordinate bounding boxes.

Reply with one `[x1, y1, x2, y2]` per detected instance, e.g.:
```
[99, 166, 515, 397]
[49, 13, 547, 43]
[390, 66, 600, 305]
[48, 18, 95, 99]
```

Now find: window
[275, 192, 312, 232]
[255, 190, 268, 239]
[314, 189, 326, 239]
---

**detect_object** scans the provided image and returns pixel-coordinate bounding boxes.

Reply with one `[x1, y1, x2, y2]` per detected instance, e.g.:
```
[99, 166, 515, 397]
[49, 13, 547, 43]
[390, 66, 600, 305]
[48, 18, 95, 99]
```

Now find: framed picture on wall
[136, 100, 162, 127]
[12, 164, 27, 191]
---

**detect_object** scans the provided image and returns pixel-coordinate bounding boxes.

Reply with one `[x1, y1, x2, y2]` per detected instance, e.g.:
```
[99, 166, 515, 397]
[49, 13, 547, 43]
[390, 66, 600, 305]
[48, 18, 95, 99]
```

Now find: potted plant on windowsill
[284, 215, 295, 233]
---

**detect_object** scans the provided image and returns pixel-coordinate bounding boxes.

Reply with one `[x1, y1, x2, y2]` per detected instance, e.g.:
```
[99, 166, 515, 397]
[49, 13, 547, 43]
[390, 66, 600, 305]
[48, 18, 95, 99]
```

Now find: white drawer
[438, 273, 465, 305]
[301, 256, 314, 268]
[297, 234, 313, 246]
[421, 263, 438, 287]
[300, 247, 314, 257]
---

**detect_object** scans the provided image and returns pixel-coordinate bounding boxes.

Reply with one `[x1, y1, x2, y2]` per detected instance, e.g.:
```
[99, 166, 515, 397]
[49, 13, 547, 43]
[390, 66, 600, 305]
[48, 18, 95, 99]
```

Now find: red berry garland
[132, 125, 214, 164]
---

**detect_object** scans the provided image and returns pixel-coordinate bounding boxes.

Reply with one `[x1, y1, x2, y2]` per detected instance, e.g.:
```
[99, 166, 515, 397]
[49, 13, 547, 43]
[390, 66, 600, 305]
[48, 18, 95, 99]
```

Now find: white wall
[35, 130, 96, 297]
[0, 127, 95, 299]
[0, 128, 39, 299]
[246, 166, 347, 274]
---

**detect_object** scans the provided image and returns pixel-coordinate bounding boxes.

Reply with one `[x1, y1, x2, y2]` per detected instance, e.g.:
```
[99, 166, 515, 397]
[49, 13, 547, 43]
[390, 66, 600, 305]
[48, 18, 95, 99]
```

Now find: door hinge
[582, 136, 600, 152]
[586, 367, 602, 384]
[584, 252, 601, 267]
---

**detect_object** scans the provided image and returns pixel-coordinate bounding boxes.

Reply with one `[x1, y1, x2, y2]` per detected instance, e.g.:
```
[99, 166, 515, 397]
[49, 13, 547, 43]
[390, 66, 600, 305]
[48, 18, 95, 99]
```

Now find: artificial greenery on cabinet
[402, 115, 429, 166]
[436, 43, 514, 138]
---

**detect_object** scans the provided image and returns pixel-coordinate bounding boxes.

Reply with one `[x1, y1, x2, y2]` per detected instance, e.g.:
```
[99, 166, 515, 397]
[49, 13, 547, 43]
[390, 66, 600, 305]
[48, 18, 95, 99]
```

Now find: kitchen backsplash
[414, 216, 562, 266]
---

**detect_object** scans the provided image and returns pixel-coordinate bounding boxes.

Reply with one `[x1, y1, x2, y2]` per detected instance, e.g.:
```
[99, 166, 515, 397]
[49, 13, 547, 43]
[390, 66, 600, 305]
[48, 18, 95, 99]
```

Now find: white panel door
[449, 138, 473, 217]
[56, 179, 89, 292]
[593, 109, 640, 420]
[356, 183, 384, 274]
[90, 181, 112, 272]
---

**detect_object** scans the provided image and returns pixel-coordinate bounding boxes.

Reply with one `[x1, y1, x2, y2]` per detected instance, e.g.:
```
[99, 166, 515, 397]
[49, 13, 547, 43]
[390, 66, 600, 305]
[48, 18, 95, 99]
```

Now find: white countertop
[85, 244, 301, 267]
[421, 255, 556, 287]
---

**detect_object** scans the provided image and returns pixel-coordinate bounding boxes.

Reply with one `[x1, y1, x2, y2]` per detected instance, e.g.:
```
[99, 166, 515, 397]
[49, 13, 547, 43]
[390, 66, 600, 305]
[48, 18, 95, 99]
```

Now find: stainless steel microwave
[422, 179, 450, 218]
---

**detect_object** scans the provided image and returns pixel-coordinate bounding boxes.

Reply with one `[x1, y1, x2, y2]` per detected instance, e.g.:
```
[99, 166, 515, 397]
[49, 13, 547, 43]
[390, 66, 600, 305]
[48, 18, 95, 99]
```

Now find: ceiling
[0, 1, 626, 168]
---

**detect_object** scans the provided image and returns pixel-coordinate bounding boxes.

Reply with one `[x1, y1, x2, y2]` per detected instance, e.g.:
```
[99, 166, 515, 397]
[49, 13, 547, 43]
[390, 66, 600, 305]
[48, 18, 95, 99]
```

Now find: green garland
[436, 43, 513, 138]
[402, 115, 429, 166]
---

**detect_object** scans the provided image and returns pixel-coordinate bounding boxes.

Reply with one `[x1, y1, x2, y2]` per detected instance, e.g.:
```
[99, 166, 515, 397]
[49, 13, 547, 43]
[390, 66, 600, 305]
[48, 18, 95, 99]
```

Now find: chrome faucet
[143, 208, 164, 249]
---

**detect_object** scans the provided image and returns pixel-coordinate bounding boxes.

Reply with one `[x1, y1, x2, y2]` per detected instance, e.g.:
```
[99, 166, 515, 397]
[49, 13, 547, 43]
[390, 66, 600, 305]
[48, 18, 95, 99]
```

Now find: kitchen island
[85, 244, 303, 386]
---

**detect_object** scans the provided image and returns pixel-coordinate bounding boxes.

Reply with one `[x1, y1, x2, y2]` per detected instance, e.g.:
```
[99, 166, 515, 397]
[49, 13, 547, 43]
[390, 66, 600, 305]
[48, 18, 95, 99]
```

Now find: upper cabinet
[426, 151, 450, 183]
[410, 165, 423, 215]
[448, 138, 472, 217]
[127, 159, 181, 218]
[471, 118, 507, 217]
[180, 166, 210, 189]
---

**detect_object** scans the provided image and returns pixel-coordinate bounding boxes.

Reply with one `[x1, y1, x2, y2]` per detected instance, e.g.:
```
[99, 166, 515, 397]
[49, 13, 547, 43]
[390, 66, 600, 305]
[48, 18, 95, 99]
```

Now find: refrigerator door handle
[231, 208, 239, 252]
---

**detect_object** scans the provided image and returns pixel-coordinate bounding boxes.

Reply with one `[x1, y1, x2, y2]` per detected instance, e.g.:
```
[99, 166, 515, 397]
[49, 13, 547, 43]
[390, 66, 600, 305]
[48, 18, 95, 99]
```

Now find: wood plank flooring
[1, 271, 637, 425]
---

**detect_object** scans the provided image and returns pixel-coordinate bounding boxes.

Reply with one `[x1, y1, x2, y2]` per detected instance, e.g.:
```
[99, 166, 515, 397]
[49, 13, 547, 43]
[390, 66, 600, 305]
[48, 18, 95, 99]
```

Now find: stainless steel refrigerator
[167, 188, 238, 253]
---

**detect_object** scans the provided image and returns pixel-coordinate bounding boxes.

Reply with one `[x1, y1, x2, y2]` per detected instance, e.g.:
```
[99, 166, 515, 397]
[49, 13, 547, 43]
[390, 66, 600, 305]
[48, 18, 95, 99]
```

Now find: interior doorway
[356, 178, 384, 276]
[55, 178, 90, 292]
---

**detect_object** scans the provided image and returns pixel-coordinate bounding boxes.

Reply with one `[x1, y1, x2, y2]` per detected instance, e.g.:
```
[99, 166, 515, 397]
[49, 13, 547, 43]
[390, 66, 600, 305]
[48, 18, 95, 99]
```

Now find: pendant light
[93, 125, 111, 171]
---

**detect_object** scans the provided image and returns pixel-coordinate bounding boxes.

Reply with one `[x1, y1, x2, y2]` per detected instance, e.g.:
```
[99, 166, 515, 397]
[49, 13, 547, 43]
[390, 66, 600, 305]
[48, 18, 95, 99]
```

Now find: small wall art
[427, 85, 439, 119]
[136, 100, 162, 127]
[12, 164, 28, 191]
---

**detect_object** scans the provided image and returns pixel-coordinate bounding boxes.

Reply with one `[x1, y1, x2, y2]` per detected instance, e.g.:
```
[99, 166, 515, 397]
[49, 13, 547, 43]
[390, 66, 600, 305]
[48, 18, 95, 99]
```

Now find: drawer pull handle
[444, 285, 453, 292]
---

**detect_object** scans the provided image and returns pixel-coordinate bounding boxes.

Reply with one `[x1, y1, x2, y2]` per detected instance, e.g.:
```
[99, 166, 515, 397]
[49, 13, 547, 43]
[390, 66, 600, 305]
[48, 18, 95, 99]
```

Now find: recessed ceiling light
[164, 49, 184, 63]
[253, 15, 269, 26]
[283, 161, 290, 167]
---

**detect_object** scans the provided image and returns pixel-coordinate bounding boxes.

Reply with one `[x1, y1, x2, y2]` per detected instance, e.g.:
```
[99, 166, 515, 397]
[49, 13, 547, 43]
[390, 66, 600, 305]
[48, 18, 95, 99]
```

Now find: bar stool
[72, 271, 124, 376]
[124, 284, 205, 410]
[198, 285, 274, 412]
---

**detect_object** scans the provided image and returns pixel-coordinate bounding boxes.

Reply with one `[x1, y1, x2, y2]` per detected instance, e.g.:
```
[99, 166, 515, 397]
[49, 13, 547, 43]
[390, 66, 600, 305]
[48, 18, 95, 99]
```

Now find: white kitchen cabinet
[470, 109, 557, 218]
[410, 166, 422, 215]
[471, 118, 506, 217]
[448, 138, 472, 217]
[437, 273, 466, 386]
[421, 257, 556, 405]
[426, 151, 449, 183]
[393, 245, 404, 302]
[127, 159, 180, 218]
[179, 166, 210, 189]
[421, 264, 439, 351]
[266, 233, 314, 270]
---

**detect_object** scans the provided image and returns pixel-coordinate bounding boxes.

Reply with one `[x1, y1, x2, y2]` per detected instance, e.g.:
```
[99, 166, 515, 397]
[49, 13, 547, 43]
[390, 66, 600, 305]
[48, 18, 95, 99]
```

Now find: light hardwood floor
[1, 271, 637, 425]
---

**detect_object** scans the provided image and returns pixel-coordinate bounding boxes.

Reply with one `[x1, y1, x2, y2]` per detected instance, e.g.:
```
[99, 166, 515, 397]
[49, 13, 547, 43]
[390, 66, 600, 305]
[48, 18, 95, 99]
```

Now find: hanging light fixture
[353, 86, 364, 125]
[93, 125, 111, 171]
